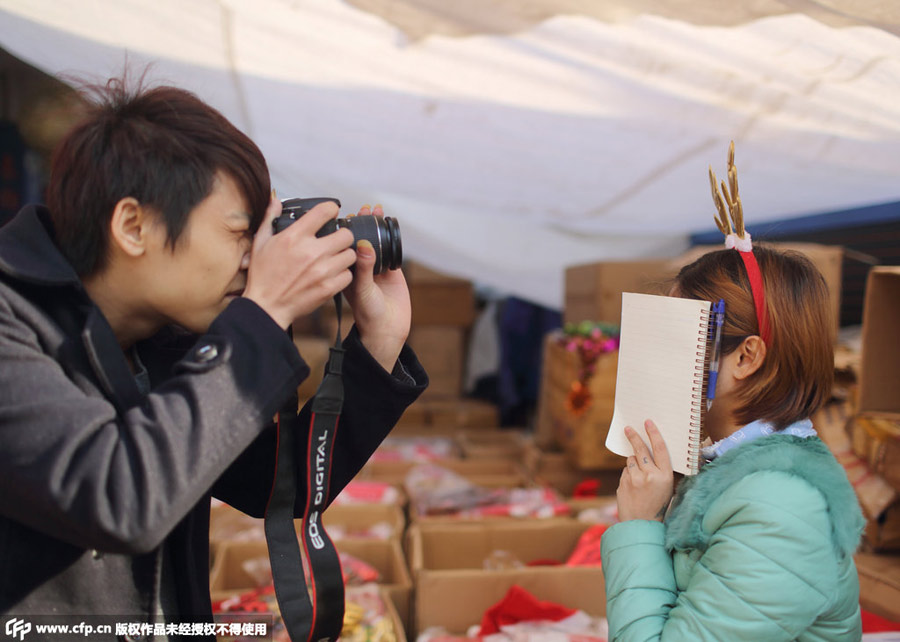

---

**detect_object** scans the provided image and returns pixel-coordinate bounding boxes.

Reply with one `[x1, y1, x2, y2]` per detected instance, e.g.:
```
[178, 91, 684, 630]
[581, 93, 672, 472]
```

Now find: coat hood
[0, 206, 81, 287]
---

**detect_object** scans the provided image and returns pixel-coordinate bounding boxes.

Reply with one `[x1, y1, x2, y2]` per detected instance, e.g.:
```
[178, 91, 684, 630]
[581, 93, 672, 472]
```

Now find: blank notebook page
[605, 292, 711, 476]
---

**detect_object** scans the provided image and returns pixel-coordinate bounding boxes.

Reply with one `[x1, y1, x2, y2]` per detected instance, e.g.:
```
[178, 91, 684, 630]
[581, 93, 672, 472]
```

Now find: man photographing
[0, 76, 427, 635]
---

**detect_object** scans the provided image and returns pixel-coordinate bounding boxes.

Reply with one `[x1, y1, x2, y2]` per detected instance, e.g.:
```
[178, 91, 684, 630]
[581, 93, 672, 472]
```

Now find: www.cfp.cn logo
[5, 619, 31, 641]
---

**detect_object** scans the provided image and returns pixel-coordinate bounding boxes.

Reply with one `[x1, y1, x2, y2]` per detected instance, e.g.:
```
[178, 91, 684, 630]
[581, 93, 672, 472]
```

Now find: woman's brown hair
[675, 245, 834, 429]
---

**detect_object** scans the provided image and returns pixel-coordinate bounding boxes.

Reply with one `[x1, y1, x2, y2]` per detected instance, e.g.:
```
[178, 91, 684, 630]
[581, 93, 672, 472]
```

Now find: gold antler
[709, 166, 731, 235]
[710, 140, 746, 239]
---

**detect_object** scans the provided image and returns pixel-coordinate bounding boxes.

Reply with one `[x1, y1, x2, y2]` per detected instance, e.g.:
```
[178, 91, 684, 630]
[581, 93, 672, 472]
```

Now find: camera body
[273, 197, 402, 275]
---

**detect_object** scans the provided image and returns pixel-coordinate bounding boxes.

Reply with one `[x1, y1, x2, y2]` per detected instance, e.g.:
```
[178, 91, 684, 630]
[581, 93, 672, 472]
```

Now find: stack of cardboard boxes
[290, 260, 500, 429]
[383, 429, 613, 637]
[406, 262, 472, 398]
[208, 498, 411, 639]
[847, 267, 900, 622]
[207, 427, 618, 639]
[407, 519, 607, 634]
[398, 262, 500, 432]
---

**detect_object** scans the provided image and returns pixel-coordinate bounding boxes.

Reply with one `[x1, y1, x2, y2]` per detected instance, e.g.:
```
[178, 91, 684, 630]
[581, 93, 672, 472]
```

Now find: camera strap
[264, 293, 346, 642]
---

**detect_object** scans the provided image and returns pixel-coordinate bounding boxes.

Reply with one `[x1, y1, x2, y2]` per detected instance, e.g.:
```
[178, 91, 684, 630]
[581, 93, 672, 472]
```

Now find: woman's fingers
[618, 419, 676, 523]
[624, 425, 652, 470]
[625, 421, 673, 473]
[644, 419, 672, 473]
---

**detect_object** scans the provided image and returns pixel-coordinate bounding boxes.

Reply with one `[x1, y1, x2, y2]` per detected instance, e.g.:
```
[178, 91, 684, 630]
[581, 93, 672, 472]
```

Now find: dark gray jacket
[0, 206, 427, 636]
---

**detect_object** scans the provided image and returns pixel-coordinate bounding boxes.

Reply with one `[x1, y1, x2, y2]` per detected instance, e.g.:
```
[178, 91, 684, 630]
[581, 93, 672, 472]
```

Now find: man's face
[141, 172, 252, 334]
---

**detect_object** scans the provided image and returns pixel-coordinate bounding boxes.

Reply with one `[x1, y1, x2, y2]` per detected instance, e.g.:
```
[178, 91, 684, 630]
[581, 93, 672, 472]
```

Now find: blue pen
[707, 299, 725, 410]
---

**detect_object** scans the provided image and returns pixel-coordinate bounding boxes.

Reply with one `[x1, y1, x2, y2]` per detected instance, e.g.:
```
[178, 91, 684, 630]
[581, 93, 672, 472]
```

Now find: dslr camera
[273, 197, 402, 275]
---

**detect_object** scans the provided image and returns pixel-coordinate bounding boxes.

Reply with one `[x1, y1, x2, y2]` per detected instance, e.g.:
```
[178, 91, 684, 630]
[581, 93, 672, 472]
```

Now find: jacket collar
[701, 418, 816, 463]
[0, 205, 83, 287]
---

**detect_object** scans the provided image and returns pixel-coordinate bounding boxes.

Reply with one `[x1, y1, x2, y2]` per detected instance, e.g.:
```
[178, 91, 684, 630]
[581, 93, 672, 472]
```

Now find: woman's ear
[732, 335, 767, 380]
[109, 197, 149, 257]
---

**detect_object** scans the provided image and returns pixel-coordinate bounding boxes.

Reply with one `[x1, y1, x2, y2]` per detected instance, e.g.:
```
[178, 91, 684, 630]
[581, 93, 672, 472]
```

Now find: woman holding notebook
[600, 146, 865, 641]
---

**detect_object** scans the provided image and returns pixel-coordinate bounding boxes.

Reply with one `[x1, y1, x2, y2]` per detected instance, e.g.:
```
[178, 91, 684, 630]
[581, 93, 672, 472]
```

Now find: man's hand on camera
[244, 195, 356, 330]
[342, 204, 411, 373]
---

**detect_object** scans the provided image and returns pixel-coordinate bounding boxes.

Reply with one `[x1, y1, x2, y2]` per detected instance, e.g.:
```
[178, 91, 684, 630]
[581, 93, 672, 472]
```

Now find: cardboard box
[209, 503, 264, 549]
[213, 578, 407, 642]
[358, 458, 528, 490]
[405, 262, 475, 327]
[293, 335, 331, 400]
[407, 519, 606, 634]
[856, 551, 900, 622]
[371, 455, 571, 523]
[850, 414, 900, 493]
[849, 266, 900, 519]
[786, 243, 844, 336]
[832, 439, 897, 522]
[345, 585, 408, 642]
[426, 398, 500, 428]
[338, 537, 414, 632]
[535, 331, 625, 470]
[455, 429, 529, 460]
[209, 537, 413, 632]
[396, 397, 500, 431]
[524, 444, 621, 496]
[408, 326, 466, 397]
[209, 501, 406, 544]
[322, 502, 407, 541]
[858, 267, 900, 416]
[209, 540, 269, 602]
[862, 500, 900, 553]
[564, 258, 676, 326]
[526, 446, 622, 497]
[372, 435, 462, 462]
[566, 495, 618, 519]
[332, 479, 408, 508]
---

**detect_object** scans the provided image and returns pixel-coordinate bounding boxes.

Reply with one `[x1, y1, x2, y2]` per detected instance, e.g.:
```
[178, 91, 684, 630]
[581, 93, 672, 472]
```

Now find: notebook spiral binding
[688, 308, 713, 475]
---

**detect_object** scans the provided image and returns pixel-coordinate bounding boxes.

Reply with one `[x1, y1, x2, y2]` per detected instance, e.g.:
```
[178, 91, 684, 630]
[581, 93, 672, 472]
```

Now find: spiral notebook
[605, 292, 713, 475]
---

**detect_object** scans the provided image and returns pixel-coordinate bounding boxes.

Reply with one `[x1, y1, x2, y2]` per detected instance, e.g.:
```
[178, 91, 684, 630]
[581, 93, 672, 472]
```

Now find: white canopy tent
[1, 0, 899, 309]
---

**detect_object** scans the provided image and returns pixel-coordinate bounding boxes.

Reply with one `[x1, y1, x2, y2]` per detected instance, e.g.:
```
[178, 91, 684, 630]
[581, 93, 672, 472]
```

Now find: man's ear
[733, 335, 767, 380]
[109, 197, 150, 257]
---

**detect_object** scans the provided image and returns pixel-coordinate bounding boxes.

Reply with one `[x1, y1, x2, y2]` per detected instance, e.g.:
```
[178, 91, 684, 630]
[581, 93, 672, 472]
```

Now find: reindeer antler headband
[709, 141, 772, 346]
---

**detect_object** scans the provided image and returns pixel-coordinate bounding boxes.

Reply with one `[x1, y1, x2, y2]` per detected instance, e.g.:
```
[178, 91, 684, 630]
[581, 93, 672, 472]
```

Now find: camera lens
[273, 197, 403, 275]
[335, 215, 403, 275]
[385, 217, 402, 271]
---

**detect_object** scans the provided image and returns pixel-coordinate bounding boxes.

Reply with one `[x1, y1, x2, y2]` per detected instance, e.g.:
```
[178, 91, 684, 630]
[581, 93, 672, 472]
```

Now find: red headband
[737, 249, 771, 346]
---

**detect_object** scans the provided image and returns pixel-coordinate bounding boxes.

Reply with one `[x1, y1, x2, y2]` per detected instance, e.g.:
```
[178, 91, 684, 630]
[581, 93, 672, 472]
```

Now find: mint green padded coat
[600, 434, 866, 641]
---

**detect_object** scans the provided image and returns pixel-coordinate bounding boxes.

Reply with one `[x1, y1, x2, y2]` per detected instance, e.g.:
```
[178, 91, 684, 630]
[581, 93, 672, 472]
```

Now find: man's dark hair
[46, 74, 270, 276]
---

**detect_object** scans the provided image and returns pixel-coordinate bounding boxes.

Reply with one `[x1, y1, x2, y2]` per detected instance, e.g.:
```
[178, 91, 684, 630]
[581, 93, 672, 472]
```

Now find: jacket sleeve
[601, 520, 677, 638]
[601, 471, 843, 641]
[211, 324, 428, 517]
[0, 296, 308, 554]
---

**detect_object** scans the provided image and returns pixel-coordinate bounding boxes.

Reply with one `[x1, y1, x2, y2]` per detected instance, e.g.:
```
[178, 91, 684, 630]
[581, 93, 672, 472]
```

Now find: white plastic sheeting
[2, 0, 900, 308]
